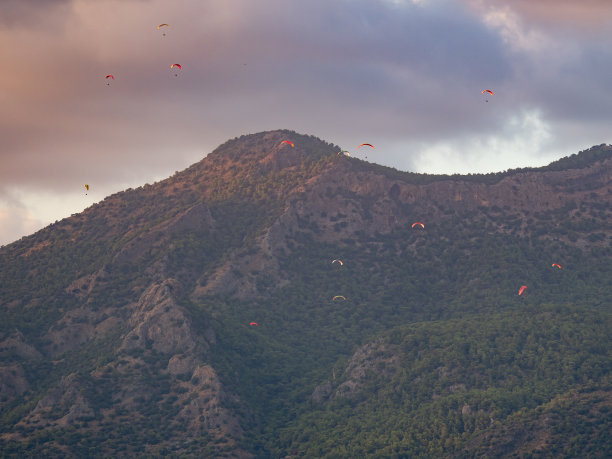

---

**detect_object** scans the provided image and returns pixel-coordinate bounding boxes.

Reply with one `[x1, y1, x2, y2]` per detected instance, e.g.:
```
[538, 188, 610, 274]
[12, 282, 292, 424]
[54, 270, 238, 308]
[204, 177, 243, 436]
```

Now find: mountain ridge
[1, 130, 610, 457]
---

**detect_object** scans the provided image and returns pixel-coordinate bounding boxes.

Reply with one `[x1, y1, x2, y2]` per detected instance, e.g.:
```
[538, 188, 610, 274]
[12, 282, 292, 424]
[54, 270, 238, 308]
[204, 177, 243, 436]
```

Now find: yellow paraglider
[84, 184, 89, 195]
[157, 24, 170, 36]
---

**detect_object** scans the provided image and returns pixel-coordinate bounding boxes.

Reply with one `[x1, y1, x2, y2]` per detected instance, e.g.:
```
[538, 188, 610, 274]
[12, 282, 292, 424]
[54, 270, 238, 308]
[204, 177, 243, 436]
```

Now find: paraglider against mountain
[331, 259, 343, 266]
[332, 295, 346, 302]
[280, 140, 294, 147]
[518, 285, 527, 296]
[552, 263, 562, 269]
[412, 222, 425, 229]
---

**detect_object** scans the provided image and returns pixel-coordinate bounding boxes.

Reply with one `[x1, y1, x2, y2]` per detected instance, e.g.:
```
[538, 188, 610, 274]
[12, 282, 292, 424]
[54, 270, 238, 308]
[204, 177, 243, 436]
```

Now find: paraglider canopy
[412, 222, 425, 229]
[332, 295, 346, 302]
[552, 263, 562, 269]
[518, 285, 527, 296]
[280, 140, 294, 147]
[358, 143, 374, 149]
[249, 322, 258, 326]
[157, 23, 170, 36]
[171, 64, 182, 76]
[105, 74, 114, 85]
[331, 259, 343, 266]
[482, 89, 493, 102]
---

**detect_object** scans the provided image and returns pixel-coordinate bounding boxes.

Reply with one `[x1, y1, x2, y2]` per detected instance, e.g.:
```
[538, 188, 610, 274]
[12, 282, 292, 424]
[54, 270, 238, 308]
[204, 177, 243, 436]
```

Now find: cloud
[0, 189, 44, 246]
[460, 0, 612, 33]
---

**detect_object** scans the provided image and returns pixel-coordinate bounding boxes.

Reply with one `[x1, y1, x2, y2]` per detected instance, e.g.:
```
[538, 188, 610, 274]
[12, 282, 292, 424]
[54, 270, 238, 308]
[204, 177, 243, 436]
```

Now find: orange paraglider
[280, 140, 294, 147]
[518, 285, 527, 296]
[412, 222, 425, 229]
[552, 263, 562, 269]
[358, 143, 374, 149]
[482, 89, 493, 102]
[171, 64, 182, 76]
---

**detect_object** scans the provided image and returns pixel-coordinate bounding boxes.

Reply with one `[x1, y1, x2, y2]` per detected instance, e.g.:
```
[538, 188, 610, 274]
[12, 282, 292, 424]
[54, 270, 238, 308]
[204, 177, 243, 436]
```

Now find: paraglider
[332, 295, 346, 302]
[338, 150, 350, 156]
[482, 89, 493, 102]
[331, 259, 343, 266]
[412, 222, 425, 229]
[518, 285, 527, 296]
[249, 322, 258, 326]
[84, 184, 89, 195]
[157, 23, 170, 36]
[280, 140, 294, 147]
[171, 64, 182, 76]
[552, 263, 562, 269]
[358, 143, 374, 149]
[105, 74, 114, 86]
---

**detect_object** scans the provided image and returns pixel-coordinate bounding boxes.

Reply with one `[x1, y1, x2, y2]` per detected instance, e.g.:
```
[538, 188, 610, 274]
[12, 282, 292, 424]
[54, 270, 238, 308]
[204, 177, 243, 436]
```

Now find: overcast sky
[1, 0, 611, 245]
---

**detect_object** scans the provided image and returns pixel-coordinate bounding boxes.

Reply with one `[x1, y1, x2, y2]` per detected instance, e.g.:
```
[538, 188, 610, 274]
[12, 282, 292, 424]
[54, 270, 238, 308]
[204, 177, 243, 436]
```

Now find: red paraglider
[518, 285, 527, 296]
[552, 263, 562, 269]
[249, 322, 258, 326]
[412, 222, 425, 229]
[280, 140, 294, 147]
[358, 143, 374, 149]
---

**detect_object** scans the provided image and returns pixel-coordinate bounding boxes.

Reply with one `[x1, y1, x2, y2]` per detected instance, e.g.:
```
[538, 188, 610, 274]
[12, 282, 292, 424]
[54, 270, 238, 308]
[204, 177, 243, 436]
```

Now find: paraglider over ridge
[332, 295, 346, 302]
[280, 140, 294, 147]
[412, 222, 425, 229]
[358, 143, 374, 149]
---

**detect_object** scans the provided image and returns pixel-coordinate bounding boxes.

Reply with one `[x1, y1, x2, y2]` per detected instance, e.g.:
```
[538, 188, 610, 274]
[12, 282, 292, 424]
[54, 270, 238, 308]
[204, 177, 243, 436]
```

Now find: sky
[1, 0, 611, 245]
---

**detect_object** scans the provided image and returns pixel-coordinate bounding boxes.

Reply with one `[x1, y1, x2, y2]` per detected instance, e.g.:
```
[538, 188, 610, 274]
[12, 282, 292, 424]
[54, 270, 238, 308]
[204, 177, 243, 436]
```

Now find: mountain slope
[0, 131, 610, 457]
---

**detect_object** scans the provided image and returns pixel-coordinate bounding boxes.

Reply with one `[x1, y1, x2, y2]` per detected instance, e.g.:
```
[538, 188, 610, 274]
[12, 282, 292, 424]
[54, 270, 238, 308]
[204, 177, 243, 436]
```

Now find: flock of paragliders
[246, 138, 565, 327]
[99, 23, 537, 328]
[104, 24, 178, 88]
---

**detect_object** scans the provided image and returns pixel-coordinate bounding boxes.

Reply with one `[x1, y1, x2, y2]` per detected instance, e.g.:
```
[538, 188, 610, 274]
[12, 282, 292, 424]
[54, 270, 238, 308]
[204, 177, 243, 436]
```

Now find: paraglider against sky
[157, 23, 170, 36]
[105, 75, 114, 86]
[84, 184, 89, 195]
[170, 64, 182, 77]
[358, 143, 374, 149]
[482, 89, 494, 102]
[518, 285, 528, 296]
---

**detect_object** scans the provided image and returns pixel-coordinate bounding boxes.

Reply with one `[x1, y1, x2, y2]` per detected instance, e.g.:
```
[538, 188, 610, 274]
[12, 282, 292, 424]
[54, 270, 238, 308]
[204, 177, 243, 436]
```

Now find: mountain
[1, 130, 611, 457]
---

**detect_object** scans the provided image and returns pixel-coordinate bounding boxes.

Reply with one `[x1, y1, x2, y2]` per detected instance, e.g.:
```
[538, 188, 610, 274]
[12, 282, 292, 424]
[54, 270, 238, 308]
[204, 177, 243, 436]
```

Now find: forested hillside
[1, 131, 610, 457]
